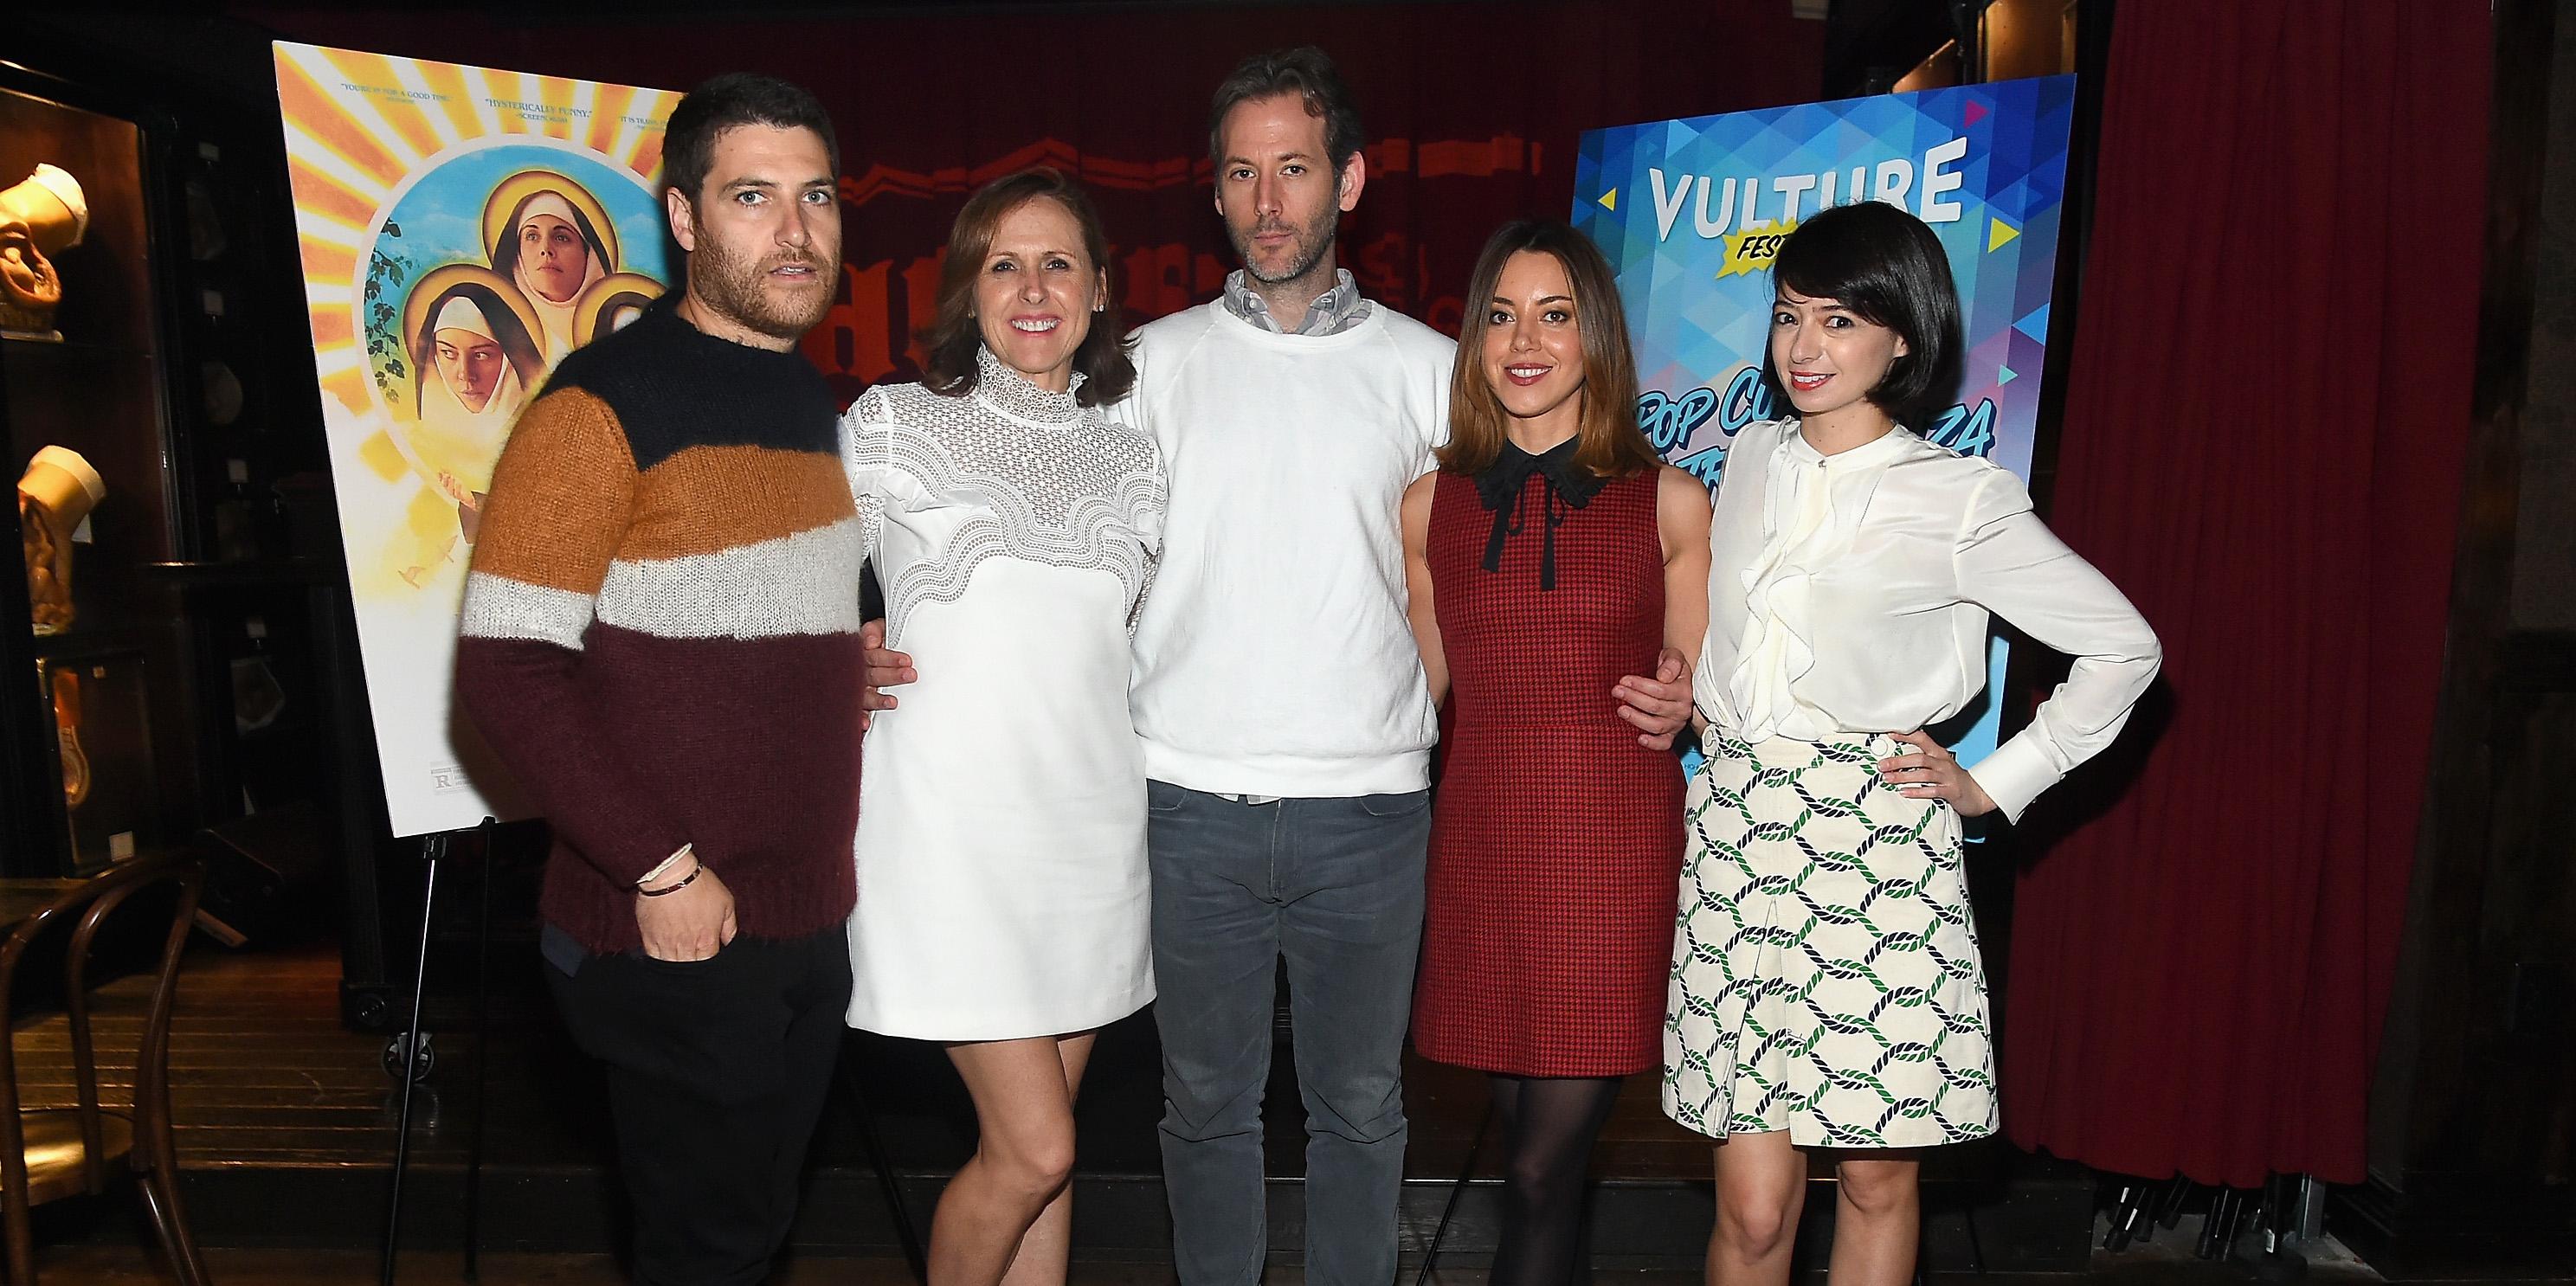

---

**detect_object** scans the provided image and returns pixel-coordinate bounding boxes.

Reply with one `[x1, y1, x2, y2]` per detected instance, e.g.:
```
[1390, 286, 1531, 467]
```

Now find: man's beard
[687, 226, 830, 340]
[1230, 206, 1339, 288]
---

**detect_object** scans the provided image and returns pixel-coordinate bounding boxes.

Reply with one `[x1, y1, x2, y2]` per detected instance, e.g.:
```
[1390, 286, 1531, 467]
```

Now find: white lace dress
[839, 348, 1164, 1040]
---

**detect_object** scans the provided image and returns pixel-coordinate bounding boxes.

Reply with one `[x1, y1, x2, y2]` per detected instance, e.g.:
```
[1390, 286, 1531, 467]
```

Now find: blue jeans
[1147, 781, 1432, 1286]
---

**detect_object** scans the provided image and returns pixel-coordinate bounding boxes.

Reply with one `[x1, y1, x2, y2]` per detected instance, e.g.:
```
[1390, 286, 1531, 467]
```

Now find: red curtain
[236, 3, 1823, 402]
[2000, 0, 2489, 1186]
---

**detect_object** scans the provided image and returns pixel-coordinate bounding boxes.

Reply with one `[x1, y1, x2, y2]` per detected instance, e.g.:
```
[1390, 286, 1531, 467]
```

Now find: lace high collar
[973, 345, 1085, 424]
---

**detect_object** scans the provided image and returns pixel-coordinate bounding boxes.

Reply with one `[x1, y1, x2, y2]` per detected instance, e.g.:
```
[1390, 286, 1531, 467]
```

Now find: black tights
[1487, 1074, 1623, 1286]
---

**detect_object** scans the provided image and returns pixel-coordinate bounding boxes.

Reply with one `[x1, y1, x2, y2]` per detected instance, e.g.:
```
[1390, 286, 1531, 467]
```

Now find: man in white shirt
[1116, 51, 1447, 1284]
[864, 45, 1689, 1283]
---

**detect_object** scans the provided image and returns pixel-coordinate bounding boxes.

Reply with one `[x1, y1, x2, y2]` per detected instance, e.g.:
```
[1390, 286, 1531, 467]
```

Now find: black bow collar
[1473, 437, 1604, 590]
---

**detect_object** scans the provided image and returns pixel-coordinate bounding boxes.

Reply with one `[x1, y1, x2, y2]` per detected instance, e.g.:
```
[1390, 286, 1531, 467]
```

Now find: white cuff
[1964, 731, 2063, 825]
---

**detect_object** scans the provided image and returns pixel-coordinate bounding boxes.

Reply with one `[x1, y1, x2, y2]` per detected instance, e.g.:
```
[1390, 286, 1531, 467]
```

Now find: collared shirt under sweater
[1218, 267, 1373, 336]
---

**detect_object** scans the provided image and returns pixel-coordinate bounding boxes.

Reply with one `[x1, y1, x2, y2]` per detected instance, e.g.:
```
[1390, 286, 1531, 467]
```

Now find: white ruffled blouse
[1694, 418, 2161, 821]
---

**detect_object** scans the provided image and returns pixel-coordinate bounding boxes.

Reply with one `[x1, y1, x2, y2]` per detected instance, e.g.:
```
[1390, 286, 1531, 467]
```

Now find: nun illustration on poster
[353, 168, 664, 589]
[482, 169, 633, 364]
[396, 263, 543, 547]
[574, 271, 662, 348]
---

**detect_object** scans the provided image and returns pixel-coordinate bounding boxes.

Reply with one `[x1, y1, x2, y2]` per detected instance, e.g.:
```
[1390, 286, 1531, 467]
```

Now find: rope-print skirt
[1661, 731, 1998, 1148]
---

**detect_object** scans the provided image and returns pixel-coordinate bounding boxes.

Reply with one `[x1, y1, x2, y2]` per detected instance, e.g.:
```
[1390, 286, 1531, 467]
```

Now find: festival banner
[1575, 74, 2076, 764]
[275, 42, 676, 837]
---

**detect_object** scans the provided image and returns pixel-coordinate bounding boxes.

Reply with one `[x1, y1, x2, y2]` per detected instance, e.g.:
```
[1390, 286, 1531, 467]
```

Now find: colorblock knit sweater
[454, 299, 865, 954]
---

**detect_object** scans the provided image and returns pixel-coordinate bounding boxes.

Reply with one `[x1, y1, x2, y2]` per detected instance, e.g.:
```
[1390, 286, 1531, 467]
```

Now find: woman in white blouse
[1663, 200, 2160, 1286]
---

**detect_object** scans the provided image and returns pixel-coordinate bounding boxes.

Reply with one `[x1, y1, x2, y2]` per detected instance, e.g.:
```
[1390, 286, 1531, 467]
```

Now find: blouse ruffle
[1723, 424, 1901, 742]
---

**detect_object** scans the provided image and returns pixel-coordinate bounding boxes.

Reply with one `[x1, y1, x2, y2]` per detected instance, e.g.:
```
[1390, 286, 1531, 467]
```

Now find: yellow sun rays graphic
[274, 42, 679, 836]
[274, 42, 667, 435]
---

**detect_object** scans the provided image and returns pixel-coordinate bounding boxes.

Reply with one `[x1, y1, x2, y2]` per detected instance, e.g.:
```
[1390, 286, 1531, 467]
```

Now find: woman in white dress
[1663, 200, 2161, 1284]
[840, 168, 1161, 1286]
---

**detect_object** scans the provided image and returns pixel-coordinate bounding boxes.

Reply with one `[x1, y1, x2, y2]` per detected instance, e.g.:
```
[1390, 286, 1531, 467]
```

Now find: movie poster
[276, 42, 675, 837]
[1575, 75, 2076, 765]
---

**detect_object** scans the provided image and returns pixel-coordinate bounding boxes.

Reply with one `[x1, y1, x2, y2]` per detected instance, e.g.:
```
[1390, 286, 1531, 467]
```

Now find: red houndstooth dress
[1411, 441, 1685, 1078]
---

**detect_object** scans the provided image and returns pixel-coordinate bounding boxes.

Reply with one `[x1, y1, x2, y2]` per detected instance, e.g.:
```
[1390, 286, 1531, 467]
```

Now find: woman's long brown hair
[1435, 219, 1657, 479]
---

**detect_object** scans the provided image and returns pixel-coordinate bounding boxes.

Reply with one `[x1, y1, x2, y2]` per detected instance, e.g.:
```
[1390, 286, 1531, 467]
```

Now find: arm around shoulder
[1103, 311, 1184, 434]
[1656, 461, 1715, 659]
[1401, 472, 1448, 705]
[1656, 465, 1715, 562]
[1607, 465, 1711, 743]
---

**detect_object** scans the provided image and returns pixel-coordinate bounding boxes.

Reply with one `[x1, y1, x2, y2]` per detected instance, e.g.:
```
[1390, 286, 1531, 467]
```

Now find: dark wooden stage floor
[24, 934, 2569, 1281]
[15, 1244, 2425, 1285]
[14, 935, 2106, 1275]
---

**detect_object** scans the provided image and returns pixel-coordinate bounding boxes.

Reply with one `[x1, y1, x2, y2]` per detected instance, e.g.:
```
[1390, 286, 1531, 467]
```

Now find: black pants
[543, 923, 851, 1286]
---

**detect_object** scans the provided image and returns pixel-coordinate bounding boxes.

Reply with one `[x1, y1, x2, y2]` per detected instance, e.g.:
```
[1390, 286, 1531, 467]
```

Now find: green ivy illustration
[364, 222, 410, 401]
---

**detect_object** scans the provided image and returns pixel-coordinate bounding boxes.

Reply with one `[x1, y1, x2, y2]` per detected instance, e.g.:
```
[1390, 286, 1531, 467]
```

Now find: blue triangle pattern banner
[1574, 74, 2076, 487]
[1574, 74, 2077, 770]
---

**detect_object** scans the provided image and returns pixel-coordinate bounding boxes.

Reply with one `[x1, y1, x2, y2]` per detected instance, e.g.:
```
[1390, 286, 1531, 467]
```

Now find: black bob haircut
[660, 73, 840, 209]
[1208, 47, 1364, 176]
[1766, 200, 1964, 433]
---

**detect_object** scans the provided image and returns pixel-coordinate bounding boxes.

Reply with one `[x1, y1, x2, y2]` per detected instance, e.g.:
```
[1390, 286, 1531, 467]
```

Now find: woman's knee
[952, 1039, 1084, 1200]
[1834, 1160, 1920, 1220]
[1715, 1186, 1801, 1259]
[1023, 1131, 1079, 1194]
[982, 1120, 1078, 1199]
[973, 1113, 1076, 1200]
[1502, 1147, 1577, 1200]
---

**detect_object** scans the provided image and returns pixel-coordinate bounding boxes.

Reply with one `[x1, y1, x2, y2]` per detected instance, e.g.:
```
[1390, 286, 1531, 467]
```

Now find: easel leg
[839, 1059, 927, 1284]
[379, 833, 445, 1286]
[1411, 1097, 1491, 1286]
[463, 817, 495, 1283]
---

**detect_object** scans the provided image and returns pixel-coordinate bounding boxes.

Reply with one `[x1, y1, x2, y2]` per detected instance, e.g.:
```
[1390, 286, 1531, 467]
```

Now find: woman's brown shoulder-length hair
[918, 167, 1136, 408]
[1435, 219, 1658, 479]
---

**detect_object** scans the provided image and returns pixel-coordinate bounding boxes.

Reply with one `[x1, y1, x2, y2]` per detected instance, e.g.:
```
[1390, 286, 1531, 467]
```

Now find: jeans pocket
[1146, 779, 1189, 813]
[1356, 789, 1430, 818]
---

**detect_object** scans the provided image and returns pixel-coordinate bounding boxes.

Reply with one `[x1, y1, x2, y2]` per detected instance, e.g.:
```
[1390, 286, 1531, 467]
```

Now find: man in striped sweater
[454, 74, 859, 1286]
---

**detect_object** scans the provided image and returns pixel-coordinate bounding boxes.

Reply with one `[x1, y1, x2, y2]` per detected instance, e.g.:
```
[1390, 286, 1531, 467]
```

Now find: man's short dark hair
[1766, 200, 1965, 432]
[661, 73, 840, 209]
[1208, 47, 1363, 174]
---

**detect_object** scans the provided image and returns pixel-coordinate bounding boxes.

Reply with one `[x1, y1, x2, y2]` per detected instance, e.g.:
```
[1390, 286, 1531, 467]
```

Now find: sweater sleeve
[454, 387, 692, 884]
[1951, 468, 2163, 822]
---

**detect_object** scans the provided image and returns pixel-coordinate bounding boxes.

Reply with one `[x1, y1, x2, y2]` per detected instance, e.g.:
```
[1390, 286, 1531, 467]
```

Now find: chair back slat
[129, 866, 203, 1154]
[65, 871, 196, 1194]
[0, 857, 206, 1222]
[63, 893, 113, 1194]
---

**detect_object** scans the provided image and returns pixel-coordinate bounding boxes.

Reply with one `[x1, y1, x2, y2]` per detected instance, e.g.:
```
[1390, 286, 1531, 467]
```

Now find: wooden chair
[0, 855, 210, 1284]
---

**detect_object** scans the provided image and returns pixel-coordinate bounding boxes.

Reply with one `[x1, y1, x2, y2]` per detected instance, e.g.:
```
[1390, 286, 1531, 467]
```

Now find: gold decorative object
[0, 164, 89, 338]
[52, 666, 89, 809]
[18, 446, 106, 634]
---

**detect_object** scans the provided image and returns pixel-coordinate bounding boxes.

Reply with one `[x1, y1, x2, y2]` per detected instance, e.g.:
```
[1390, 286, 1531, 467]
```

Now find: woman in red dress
[1401, 220, 1711, 1283]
